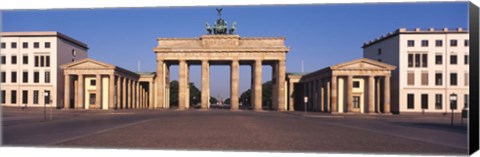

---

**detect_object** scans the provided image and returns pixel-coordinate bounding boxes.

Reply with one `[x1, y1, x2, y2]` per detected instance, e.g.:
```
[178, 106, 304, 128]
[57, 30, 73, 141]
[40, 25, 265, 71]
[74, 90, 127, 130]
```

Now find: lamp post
[449, 93, 457, 127]
[304, 96, 308, 117]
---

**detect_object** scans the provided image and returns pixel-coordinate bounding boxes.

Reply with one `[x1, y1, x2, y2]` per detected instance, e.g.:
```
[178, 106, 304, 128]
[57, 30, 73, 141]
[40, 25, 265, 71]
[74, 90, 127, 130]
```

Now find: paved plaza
[1, 107, 468, 155]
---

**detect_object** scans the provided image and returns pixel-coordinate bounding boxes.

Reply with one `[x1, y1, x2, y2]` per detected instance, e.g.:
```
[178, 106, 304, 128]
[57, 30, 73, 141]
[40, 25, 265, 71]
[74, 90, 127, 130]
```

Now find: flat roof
[362, 27, 469, 48]
[1, 31, 89, 49]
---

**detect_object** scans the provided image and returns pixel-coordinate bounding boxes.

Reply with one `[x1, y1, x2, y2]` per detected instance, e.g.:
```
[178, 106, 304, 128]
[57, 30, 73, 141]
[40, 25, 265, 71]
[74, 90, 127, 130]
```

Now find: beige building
[60, 58, 154, 110]
[0, 32, 88, 108]
[287, 58, 396, 114]
[363, 28, 469, 113]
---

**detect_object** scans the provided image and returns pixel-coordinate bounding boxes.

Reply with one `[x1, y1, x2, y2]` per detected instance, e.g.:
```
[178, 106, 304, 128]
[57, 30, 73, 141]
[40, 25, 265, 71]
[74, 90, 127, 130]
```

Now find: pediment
[330, 58, 396, 70]
[61, 58, 114, 70]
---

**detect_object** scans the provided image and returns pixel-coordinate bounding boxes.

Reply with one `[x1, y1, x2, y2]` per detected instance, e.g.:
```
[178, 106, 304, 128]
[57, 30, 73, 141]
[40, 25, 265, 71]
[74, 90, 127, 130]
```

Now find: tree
[224, 98, 231, 104]
[169, 80, 201, 108]
[239, 80, 273, 109]
[210, 97, 218, 104]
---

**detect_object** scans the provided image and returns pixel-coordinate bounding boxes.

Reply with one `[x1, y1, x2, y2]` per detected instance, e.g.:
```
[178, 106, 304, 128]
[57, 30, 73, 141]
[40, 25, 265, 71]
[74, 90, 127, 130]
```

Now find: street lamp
[304, 96, 308, 117]
[450, 93, 457, 127]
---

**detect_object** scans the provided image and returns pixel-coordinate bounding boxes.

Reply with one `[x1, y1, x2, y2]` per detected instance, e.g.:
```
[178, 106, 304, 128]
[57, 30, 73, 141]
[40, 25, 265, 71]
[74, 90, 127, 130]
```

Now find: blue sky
[1, 2, 468, 98]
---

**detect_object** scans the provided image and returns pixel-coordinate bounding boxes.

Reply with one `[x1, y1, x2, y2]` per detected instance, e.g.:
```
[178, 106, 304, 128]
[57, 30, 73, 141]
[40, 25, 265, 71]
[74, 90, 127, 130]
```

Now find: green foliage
[224, 98, 231, 104]
[239, 80, 273, 108]
[169, 80, 201, 107]
[210, 97, 218, 104]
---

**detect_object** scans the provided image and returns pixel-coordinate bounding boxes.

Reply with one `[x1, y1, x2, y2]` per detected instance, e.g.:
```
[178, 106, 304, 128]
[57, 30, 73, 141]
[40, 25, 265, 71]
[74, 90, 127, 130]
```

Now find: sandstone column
[78, 75, 84, 109]
[384, 75, 391, 113]
[288, 80, 295, 111]
[346, 75, 353, 113]
[116, 76, 121, 109]
[230, 60, 239, 110]
[149, 81, 153, 109]
[96, 75, 103, 109]
[253, 60, 263, 111]
[331, 75, 338, 113]
[277, 60, 286, 111]
[271, 62, 277, 110]
[122, 78, 126, 109]
[326, 79, 331, 112]
[64, 74, 70, 109]
[178, 60, 187, 110]
[156, 59, 165, 109]
[368, 76, 375, 113]
[165, 64, 170, 109]
[128, 79, 132, 109]
[136, 81, 140, 109]
[320, 79, 324, 112]
[109, 74, 115, 109]
[201, 60, 210, 109]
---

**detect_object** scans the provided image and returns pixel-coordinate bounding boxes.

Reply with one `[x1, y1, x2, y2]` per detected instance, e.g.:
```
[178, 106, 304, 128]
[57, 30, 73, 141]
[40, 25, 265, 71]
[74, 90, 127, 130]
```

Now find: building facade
[0, 32, 88, 108]
[363, 28, 469, 113]
[287, 58, 396, 114]
[61, 58, 154, 110]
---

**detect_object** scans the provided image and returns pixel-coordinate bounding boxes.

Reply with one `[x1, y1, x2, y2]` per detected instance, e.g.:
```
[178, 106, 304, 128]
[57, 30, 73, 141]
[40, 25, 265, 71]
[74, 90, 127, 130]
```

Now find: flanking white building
[0, 32, 88, 108]
[363, 28, 469, 113]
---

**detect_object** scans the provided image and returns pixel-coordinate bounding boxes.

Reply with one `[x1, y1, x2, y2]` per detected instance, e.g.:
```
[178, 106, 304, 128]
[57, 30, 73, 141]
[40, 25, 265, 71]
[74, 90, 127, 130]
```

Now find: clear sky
[1, 2, 468, 99]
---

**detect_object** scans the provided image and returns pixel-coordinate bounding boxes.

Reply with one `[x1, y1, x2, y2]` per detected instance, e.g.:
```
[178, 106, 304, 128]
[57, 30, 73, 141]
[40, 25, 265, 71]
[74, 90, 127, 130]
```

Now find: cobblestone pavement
[1, 107, 468, 155]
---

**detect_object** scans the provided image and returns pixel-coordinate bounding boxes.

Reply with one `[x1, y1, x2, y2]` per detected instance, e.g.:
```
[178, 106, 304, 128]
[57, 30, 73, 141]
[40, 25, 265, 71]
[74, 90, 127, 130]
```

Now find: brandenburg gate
[154, 9, 289, 111]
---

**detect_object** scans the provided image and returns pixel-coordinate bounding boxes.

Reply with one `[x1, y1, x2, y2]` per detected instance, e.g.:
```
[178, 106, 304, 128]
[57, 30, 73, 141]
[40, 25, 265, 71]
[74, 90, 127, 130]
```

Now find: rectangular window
[407, 40, 415, 47]
[22, 42, 28, 48]
[0, 42, 5, 48]
[408, 54, 413, 67]
[465, 94, 469, 108]
[1, 90, 5, 104]
[45, 71, 50, 83]
[353, 81, 360, 88]
[421, 72, 428, 86]
[450, 73, 457, 86]
[407, 94, 414, 109]
[450, 55, 457, 65]
[11, 71, 17, 83]
[464, 39, 469, 47]
[22, 55, 28, 64]
[435, 73, 442, 86]
[450, 39, 457, 47]
[33, 90, 39, 104]
[465, 73, 469, 86]
[1, 71, 5, 83]
[435, 40, 443, 47]
[34, 56, 39, 67]
[45, 42, 51, 48]
[465, 55, 469, 65]
[377, 48, 382, 55]
[421, 94, 428, 109]
[415, 54, 420, 67]
[40, 56, 45, 67]
[1, 56, 5, 64]
[45, 90, 50, 104]
[407, 72, 414, 85]
[22, 90, 28, 104]
[11, 55, 17, 64]
[34, 71, 39, 83]
[11, 42, 17, 49]
[34, 42, 40, 48]
[89, 93, 96, 105]
[353, 96, 360, 108]
[11, 90, 17, 104]
[435, 94, 442, 110]
[23, 71, 28, 83]
[91, 79, 96, 86]
[422, 54, 428, 67]
[435, 55, 442, 65]
[421, 40, 428, 47]
[46, 56, 50, 67]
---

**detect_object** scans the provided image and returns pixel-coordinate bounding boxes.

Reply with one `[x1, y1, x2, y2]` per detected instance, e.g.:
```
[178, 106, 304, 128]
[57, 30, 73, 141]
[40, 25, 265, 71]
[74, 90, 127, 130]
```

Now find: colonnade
[63, 73, 151, 110]
[156, 59, 287, 111]
[301, 74, 391, 113]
